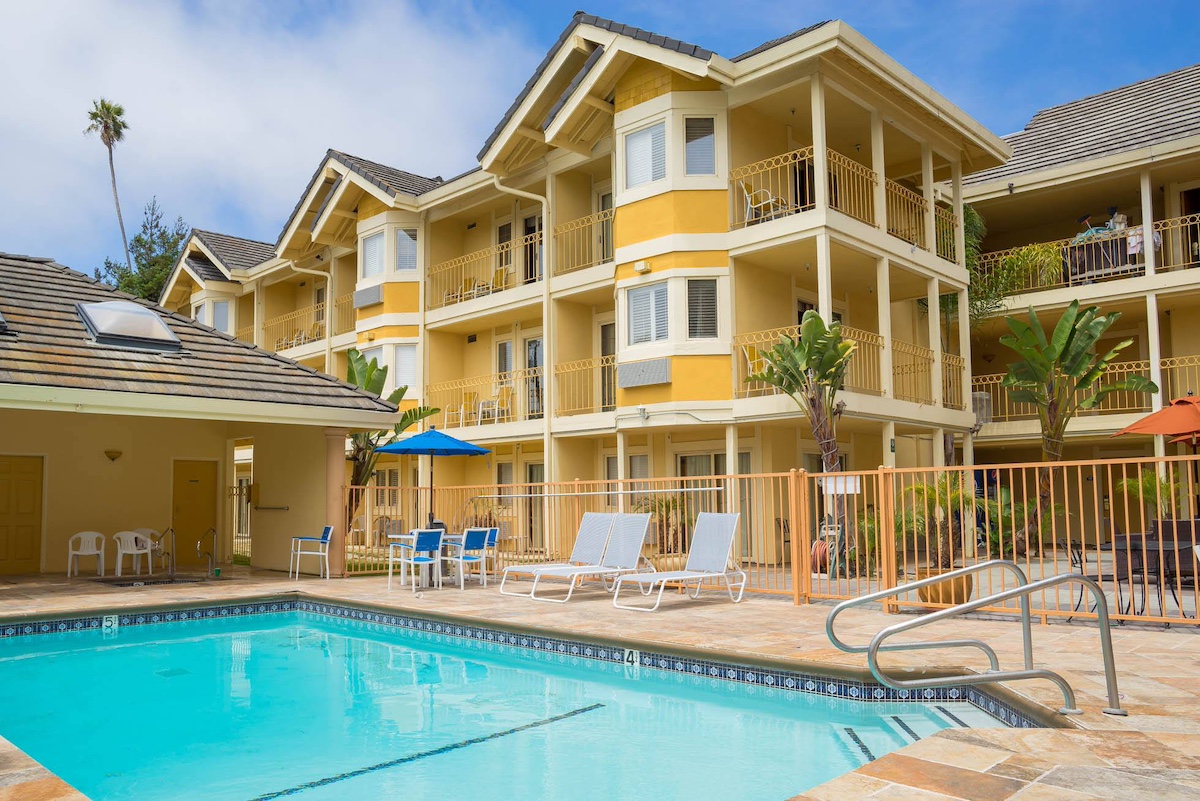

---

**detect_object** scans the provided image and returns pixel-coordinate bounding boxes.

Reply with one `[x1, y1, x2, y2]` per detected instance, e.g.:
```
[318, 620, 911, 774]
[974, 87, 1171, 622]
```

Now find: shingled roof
[0, 252, 396, 415]
[183, 253, 237, 284]
[192, 229, 276, 272]
[328, 150, 444, 197]
[965, 62, 1200, 185]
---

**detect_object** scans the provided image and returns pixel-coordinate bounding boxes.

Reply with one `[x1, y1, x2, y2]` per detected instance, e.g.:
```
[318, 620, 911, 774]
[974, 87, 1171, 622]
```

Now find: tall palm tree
[84, 99, 132, 272]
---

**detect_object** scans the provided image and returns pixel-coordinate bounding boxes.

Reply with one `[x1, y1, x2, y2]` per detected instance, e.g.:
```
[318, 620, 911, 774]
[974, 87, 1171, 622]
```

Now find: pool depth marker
[248, 703, 605, 800]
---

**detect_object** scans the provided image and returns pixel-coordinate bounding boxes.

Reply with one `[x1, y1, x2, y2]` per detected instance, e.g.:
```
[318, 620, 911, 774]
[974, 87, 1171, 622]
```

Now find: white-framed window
[393, 343, 417, 390]
[211, 300, 230, 333]
[193, 303, 206, 325]
[627, 282, 669, 345]
[396, 229, 417, 271]
[684, 117, 716, 176]
[372, 467, 400, 507]
[497, 461, 514, 506]
[359, 345, 384, 368]
[496, 339, 513, 375]
[686, 278, 718, 339]
[361, 232, 384, 278]
[313, 286, 325, 324]
[624, 121, 666, 189]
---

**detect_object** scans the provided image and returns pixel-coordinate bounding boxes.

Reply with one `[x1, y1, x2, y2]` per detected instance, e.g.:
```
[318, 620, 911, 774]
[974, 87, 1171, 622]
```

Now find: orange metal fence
[341, 454, 1200, 626]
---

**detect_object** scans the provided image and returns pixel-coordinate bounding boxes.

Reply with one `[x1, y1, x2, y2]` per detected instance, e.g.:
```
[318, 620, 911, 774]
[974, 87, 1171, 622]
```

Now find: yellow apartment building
[159, 13, 1010, 492]
[965, 63, 1200, 464]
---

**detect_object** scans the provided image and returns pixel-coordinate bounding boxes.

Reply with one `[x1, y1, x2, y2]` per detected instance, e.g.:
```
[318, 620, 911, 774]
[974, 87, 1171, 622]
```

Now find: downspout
[492, 175, 555, 481]
[287, 258, 333, 369]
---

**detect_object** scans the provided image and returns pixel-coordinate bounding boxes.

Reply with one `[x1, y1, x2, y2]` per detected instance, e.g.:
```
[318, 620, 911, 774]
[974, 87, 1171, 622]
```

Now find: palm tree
[1000, 300, 1157, 553]
[84, 99, 132, 272]
[1114, 467, 1179, 519]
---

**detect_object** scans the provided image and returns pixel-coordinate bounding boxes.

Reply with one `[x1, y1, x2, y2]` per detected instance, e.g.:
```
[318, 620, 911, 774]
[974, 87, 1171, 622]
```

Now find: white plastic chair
[113, 531, 153, 577]
[68, 531, 106, 577]
[441, 528, 490, 589]
[290, 526, 333, 580]
[133, 528, 169, 571]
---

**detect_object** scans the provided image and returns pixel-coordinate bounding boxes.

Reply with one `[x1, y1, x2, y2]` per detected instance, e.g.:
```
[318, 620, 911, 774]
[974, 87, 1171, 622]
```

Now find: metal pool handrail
[826, 560, 1127, 716]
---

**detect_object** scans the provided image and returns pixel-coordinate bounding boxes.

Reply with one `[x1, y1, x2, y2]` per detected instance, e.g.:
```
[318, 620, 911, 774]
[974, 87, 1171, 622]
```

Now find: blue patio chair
[290, 525, 333, 580]
[482, 527, 501, 584]
[442, 528, 490, 589]
[389, 529, 444, 592]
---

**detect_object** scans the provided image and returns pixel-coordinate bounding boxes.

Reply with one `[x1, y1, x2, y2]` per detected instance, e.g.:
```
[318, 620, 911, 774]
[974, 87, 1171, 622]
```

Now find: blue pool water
[0, 612, 1001, 800]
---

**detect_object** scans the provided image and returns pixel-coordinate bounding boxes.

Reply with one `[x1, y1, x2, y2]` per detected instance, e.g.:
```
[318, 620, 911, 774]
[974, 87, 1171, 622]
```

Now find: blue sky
[2, 0, 1198, 274]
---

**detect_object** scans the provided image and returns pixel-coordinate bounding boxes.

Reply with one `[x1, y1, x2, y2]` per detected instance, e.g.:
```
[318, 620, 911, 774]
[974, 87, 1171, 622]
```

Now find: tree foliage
[94, 198, 188, 302]
[84, 98, 133, 272]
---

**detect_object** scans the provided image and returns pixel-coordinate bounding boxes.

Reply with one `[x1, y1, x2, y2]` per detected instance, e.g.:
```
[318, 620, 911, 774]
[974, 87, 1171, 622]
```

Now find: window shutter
[393, 344, 417, 389]
[362, 232, 383, 277]
[628, 286, 652, 344]
[628, 454, 649, 479]
[684, 118, 715, 175]
[687, 279, 718, 338]
[625, 122, 666, 189]
[496, 341, 512, 374]
[652, 283, 668, 341]
[396, 229, 417, 271]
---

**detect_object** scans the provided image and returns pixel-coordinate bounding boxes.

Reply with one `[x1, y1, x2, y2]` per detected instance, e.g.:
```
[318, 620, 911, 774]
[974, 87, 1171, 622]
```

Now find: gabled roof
[191, 229, 275, 273]
[183, 253, 237, 284]
[0, 252, 396, 418]
[729, 21, 831, 62]
[965, 62, 1200, 186]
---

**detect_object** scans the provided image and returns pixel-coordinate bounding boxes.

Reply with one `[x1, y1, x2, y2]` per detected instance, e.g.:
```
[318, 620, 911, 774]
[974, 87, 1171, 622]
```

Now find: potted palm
[1113, 468, 1180, 520]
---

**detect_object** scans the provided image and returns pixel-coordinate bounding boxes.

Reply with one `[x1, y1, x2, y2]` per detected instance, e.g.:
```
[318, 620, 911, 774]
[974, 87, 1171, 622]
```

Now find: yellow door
[172, 460, 219, 570]
[0, 456, 43, 575]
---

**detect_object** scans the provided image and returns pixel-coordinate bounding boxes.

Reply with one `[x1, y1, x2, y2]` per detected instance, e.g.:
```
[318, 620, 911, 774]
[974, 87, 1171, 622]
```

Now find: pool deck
[2, 569, 1199, 800]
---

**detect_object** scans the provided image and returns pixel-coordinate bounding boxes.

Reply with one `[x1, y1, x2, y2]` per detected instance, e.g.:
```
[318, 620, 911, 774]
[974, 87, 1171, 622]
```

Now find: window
[393, 344, 417, 390]
[496, 340, 513, 375]
[687, 279, 718, 338]
[313, 287, 325, 324]
[627, 282, 668, 344]
[396, 229, 417, 271]
[684, 117, 716, 176]
[79, 300, 181, 352]
[624, 122, 666, 189]
[359, 345, 383, 369]
[372, 467, 399, 508]
[497, 462, 514, 506]
[211, 300, 230, 333]
[361, 232, 383, 278]
[193, 304, 206, 326]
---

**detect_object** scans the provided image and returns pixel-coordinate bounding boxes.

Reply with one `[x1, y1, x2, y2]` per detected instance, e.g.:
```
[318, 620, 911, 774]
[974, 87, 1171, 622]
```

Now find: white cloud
[0, 0, 541, 269]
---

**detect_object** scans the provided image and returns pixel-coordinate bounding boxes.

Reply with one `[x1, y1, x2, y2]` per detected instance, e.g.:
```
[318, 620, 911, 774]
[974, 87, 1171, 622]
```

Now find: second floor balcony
[262, 293, 354, 352]
[427, 231, 543, 311]
[427, 368, 545, 430]
[554, 355, 616, 416]
[554, 209, 614, 276]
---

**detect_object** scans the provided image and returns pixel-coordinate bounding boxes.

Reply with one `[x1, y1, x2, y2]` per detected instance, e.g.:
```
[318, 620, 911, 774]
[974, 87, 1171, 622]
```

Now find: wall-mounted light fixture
[104, 450, 122, 462]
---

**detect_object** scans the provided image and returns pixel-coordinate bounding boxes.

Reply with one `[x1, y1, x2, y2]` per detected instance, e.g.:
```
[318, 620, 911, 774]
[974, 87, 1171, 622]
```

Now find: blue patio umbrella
[375, 428, 490, 527]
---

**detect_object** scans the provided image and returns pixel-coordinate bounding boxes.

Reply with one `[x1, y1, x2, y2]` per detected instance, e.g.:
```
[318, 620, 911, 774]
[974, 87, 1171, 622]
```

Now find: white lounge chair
[499, 512, 615, 597]
[113, 530, 153, 577]
[68, 531, 105, 577]
[613, 512, 747, 612]
[524, 513, 652, 604]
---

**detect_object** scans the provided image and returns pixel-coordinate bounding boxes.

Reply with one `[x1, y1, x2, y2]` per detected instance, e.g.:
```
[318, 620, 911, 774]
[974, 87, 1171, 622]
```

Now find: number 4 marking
[624, 648, 640, 667]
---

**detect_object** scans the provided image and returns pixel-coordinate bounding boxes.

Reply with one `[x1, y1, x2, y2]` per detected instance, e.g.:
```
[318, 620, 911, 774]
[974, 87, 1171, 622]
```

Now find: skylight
[77, 301, 181, 352]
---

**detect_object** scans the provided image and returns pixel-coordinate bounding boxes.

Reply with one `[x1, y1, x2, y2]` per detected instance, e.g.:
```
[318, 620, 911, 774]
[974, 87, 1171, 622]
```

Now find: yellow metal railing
[733, 324, 882, 398]
[555, 209, 614, 275]
[935, 206, 958, 263]
[264, 302, 325, 351]
[332, 293, 355, 336]
[555, 355, 617, 415]
[971, 373, 1037, 423]
[885, 179, 927, 250]
[1162, 354, 1200, 399]
[892, 340, 934, 404]
[427, 231, 543, 310]
[942, 353, 966, 410]
[236, 324, 254, 344]
[974, 361, 1152, 423]
[1156, 213, 1200, 273]
[826, 150, 877, 227]
[728, 146, 815, 229]
[426, 367, 544, 428]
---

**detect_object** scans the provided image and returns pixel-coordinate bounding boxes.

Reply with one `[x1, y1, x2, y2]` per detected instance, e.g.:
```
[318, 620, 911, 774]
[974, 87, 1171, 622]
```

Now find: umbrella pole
[429, 458, 436, 528]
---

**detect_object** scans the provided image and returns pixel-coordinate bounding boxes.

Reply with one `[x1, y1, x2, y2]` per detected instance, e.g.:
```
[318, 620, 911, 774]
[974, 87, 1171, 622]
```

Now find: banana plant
[1000, 300, 1156, 553]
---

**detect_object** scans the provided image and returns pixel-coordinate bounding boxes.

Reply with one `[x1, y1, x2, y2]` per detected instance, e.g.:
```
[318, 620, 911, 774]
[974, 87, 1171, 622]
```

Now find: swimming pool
[0, 604, 1008, 800]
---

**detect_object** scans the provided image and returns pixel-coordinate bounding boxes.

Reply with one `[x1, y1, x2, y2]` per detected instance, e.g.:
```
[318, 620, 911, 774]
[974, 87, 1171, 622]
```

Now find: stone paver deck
[2, 569, 1198, 799]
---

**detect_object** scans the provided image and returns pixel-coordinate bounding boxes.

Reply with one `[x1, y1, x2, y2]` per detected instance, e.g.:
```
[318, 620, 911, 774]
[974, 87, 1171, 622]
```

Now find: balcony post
[253, 283, 265, 349]
[616, 430, 628, 512]
[1147, 293, 1166, 458]
[927, 276, 942, 406]
[324, 250, 336, 372]
[810, 74, 828, 210]
[957, 287, 971, 411]
[952, 160, 966, 268]
[870, 111, 886, 231]
[932, 428, 946, 467]
[882, 421, 896, 468]
[816, 233, 833, 322]
[876, 257, 893, 398]
[921, 144, 936, 253]
[1140, 170, 1157, 276]
[725, 424, 740, 517]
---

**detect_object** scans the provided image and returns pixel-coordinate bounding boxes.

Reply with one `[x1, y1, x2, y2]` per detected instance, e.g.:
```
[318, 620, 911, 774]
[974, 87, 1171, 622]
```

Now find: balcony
[427, 232, 544, 311]
[973, 359, 1158, 424]
[892, 340, 934, 404]
[733, 324, 884, 399]
[555, 355, 616, 415]
[885, 179, 926, 248]
[977, 213, 1200, 297]
[427, 368, 544, 429]
[554, 210, 614, 275]
[332, 293, 355, 336]
[942, 353, 966, 411]
[236, 324, 254, 344]
[264, 302, 326, 351]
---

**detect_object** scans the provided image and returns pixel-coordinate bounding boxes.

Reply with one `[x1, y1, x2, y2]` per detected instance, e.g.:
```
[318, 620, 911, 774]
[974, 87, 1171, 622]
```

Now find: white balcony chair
[68, 531, 106, 577]
[290, 526, 333, 580]
[113, 530, 153, 577]
[739, 180, 789, 224]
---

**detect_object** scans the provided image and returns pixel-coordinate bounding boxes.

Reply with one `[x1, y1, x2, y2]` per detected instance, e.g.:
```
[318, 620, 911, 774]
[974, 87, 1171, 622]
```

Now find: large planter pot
[915, 569, 973, 607]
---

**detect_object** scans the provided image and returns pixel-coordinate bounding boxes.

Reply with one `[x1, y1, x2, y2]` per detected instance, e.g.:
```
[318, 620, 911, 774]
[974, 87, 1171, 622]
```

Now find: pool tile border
[0, 597, 1041, 729]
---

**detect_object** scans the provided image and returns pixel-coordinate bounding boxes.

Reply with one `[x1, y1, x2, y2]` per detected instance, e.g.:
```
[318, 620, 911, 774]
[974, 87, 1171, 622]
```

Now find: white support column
[957, 288, 971, 411]
[725, 424, 740, 514]
[921, 143, 936, 253]
[325, 428, 350, 577]
[952, 161, 966, 268]
[876, 257, 893, 397]
[1147, 293, 1166, 458]
[870, 111, 887, 230]
[962, 432, 975, 467]
[253, 282, 265, 349]
[932, 428, 946, 467]
[616, 429, 628, 512]
[816, 233, 833, 322]
[882, 421, 896, 468]
[927, 277, 943, 406]
[542, 175, 557, 483]
[324, 249, 336, 373]
[810, 75, 828, 210]
[1140, 170, 1157, 276]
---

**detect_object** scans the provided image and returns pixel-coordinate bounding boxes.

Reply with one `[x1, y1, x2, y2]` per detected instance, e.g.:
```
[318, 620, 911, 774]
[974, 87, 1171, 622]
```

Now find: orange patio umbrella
[1113, 396, 1200, 509]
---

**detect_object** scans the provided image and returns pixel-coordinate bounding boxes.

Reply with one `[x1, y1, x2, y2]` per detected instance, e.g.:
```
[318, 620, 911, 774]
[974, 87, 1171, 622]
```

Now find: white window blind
[628, 454, 649, 479]
[624, 122, 666, 189]
[684, 117, 716, 175]
[359, 346, 383, 368]
[193, 304, 206, 325]
[396, 229, 417, 271]
[496, 340, 513, 374]
[211, 300, 230, 333]
[393, 344, 417, 389]
[687, 278, 718, 338]
[361, 232, 383, 277]
[628, 283, 668, 345]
